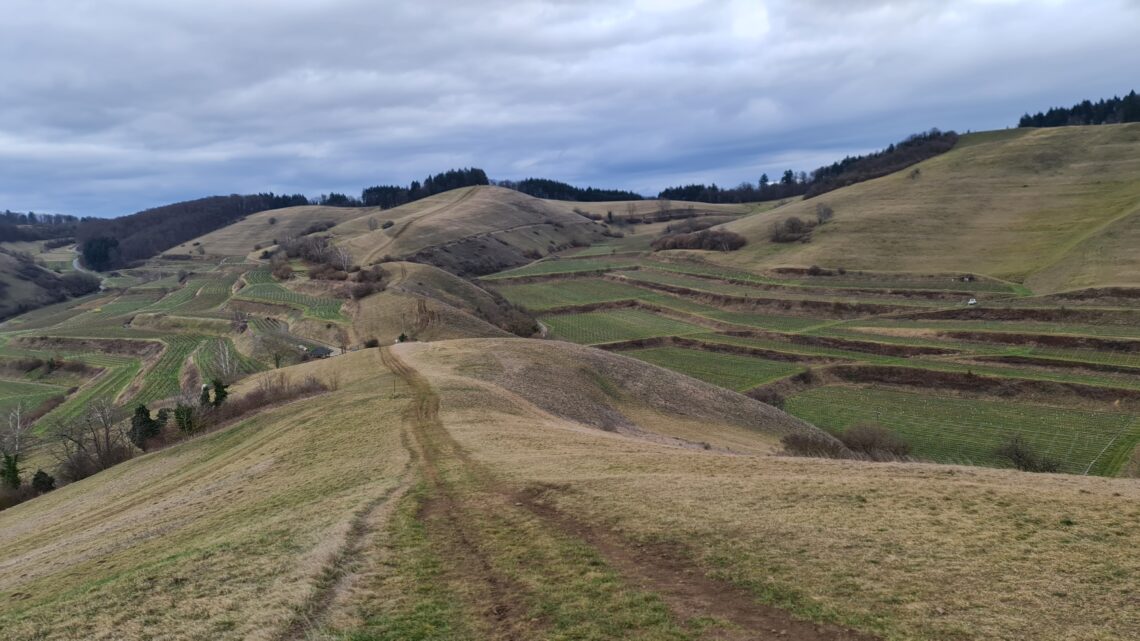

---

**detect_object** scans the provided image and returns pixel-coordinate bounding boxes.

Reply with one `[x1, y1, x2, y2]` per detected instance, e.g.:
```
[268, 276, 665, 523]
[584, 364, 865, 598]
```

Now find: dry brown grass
[334, 186, 606, 266]
[718, 124, 1140, 292]
[397, 339, 1140, 641]
[182, 206, 366, 257]
[0, 351, 410, 641]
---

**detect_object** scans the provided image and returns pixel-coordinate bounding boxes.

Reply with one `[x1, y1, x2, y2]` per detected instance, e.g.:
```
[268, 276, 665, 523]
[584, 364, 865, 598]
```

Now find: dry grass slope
[719, 124, 1140, 291]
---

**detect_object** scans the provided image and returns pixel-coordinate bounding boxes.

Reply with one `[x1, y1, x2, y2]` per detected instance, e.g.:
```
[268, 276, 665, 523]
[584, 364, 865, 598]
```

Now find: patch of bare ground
[516, 484, 876, 641]
[13, 335, 162, 357]
[975, 354, 1140, 376]
[895, 305, 1140, 325]
[941, 330, 1140, 352]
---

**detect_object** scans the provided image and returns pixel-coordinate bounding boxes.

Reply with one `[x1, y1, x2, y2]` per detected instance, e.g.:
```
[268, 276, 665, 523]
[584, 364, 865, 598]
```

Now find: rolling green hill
[717, 124, 1140, 292]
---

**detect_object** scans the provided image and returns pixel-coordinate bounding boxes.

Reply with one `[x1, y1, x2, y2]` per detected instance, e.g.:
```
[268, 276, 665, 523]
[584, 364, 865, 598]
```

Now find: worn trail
[379, 345, 878, 641]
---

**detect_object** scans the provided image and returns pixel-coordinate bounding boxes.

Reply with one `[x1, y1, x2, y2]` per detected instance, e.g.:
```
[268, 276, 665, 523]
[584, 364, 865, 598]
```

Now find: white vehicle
[967, 298, 978, 306]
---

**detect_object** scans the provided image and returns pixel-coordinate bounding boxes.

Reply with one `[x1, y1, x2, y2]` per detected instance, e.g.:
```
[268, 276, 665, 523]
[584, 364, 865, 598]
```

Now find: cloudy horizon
[1, 0, 1137, 218]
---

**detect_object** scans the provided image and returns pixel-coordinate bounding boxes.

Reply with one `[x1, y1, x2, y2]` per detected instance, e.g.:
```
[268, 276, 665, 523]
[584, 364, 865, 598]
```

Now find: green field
[483, 257, 639, 280]
[492, 279, 648, 311]
[235, 282, 344, 320]
[786, 386, 1140, 475]
[625, 347, 803, 391]
[541, 309, 707, 345]
[0, 379, 67, 416]
[130, 336, 206, 406]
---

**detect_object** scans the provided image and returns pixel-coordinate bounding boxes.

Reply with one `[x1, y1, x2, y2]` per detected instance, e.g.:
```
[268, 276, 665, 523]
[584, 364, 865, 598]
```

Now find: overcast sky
[1, 0, 1137, 217]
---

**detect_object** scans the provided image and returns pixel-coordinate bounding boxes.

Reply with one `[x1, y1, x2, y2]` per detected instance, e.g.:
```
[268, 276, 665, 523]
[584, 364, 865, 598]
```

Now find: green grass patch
[625, 347, 803, 391]
[785, 386, 1140, 475]
[235, 283, 344, 320]
[541, 309, 707, 345]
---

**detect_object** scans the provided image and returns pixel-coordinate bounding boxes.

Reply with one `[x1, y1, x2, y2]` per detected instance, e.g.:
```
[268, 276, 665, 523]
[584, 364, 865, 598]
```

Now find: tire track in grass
[275, 403, 415, 641]
[380, 345, 880, 641]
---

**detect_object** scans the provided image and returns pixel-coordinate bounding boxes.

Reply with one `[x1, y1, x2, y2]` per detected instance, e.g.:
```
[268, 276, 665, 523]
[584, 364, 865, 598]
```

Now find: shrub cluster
[651, 230, 746, 252]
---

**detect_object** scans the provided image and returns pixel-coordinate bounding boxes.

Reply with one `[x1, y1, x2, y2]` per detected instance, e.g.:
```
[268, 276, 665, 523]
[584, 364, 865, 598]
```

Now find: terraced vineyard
[130, 335, 206, 405]
[627, 347, 803, 391]
[541, 308, 707, 344]
[786, 386, 1140, 475]
[0, 379, 67, 416]
[483, 257, 640, 280]
[489, 251, 1140, 477]
[235, 282, 344, 320]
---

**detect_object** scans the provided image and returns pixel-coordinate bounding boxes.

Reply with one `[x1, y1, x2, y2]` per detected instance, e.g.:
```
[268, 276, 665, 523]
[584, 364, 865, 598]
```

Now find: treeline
[0, 210, 85, 243]
[1019, 90, 1140, 127]
[77, 193, 308, 270]
[804, 129, 959, 198]
[494, 178, 643, 202]
[360, 168, 489, 208]
[658, 170, 809, 203]
[656, 129, 959, 202]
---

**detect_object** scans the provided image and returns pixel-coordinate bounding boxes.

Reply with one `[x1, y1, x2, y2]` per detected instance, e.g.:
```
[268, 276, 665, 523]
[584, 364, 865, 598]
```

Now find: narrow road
[71, 248, 106, 290]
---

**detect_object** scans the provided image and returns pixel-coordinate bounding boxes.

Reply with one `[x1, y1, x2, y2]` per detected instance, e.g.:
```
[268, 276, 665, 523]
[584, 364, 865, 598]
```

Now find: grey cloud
[0, 0, 1137, 216]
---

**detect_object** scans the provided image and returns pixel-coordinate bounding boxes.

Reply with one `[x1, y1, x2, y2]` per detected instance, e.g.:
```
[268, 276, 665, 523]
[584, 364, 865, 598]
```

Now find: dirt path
[379, 346, 879, 641]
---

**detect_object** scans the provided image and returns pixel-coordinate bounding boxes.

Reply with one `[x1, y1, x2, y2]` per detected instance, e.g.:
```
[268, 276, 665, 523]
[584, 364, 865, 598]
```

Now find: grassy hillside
[718, 124, 1140, 292]
[179, 205, 367, 258]
[333, 185, 611, 275]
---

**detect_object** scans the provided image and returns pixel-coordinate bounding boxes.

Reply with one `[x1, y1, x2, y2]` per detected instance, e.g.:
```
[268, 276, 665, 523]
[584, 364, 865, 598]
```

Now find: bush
[770, 216, 812, 243]
[996, 434, 1061, 473]
[31, 469, 55, 494]
[749, 388, 785, 409]
[363, 338, 380, 348]
[650, 230, 746, 252]
[381, 220, 394, 229]
[815, 203, 834, 224]
[780, 433, 849, 459]
[59, 272, 101, 297]
[837, 423, 911, 461]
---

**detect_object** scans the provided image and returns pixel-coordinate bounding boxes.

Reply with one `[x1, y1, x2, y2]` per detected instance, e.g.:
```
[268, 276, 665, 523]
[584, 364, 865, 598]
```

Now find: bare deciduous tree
[51, 400, 132, 482]
[334, 246, 354, 272]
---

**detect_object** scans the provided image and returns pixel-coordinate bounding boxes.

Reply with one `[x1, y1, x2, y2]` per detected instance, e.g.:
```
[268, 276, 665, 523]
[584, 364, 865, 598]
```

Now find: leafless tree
[2, 403, 32, 487]
[334, 246, 354, 272]
[214, 341, 239, 384]
[367, 217, 379, 231]
[51, 400, 132, 481]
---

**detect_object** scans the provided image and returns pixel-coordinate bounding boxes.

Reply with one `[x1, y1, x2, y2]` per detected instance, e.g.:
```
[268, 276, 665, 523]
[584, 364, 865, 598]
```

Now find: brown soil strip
[636, 265, 989, 302]
[940, 331, 1140, 352]
[14, 336, 162, 357]
[609, 276, 908, 318]
[516, 484, 878, 641]
[599, 335, 841, 364]
[895, 306, 1140, 325]
[974, 354, 1140, 376]
[830, 365, 1140, 408]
